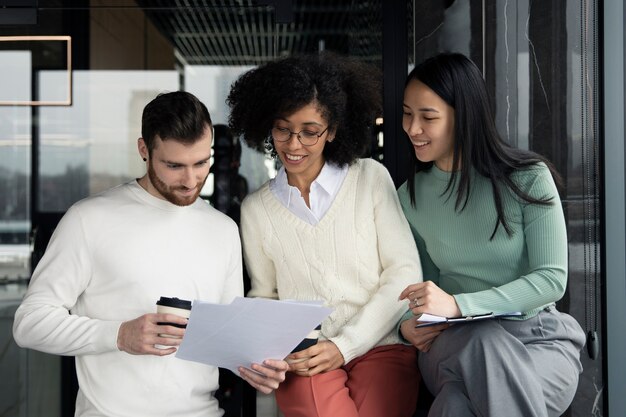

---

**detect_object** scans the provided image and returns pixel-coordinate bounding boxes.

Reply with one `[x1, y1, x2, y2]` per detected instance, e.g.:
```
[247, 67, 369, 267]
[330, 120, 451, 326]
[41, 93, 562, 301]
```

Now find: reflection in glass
[0, 36, 71, 106]
[37, 71, 178, 212]
[0, 51, 31, 102]
[0, 106, 30, 280]
[185, 65, 274, 194]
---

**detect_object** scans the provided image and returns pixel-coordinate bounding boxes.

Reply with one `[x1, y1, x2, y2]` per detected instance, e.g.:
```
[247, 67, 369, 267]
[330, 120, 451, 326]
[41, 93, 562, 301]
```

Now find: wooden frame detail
[0, 35, 72, 106]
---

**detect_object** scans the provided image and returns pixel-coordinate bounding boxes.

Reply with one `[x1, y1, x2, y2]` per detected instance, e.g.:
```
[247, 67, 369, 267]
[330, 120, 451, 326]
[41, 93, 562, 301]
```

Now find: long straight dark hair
[405, 53, 562, 239]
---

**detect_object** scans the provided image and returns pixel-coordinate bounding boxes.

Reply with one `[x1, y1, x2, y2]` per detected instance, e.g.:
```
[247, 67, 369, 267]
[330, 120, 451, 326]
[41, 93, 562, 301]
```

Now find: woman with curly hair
[227, 52, 422, 417]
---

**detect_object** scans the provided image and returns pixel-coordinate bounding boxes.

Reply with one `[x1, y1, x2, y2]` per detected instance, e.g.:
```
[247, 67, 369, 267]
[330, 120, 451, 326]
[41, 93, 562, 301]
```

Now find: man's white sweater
[241, 159, 422, 363]
[13, 181, 243, 417]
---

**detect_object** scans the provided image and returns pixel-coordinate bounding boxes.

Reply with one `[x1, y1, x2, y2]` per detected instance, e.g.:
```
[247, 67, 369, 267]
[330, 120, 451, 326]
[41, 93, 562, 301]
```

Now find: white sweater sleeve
[241, 192, 279, 300]
[329, 164, 423, 362]
[13, 206, 121, 355]
[221, 227, 245, 304]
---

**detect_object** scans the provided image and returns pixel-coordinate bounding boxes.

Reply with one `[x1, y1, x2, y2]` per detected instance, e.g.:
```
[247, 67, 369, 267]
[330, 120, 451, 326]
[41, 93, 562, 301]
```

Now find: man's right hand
[117, 313, 188, 356]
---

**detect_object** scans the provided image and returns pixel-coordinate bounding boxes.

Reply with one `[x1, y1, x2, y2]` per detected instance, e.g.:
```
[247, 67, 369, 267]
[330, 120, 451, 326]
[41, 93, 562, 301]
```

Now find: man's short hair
[141, 91, 213, 153]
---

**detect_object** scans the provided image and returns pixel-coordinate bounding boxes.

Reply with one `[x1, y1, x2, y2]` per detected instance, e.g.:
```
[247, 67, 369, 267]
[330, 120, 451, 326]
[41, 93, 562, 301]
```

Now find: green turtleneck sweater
[397, 163, 567, 320]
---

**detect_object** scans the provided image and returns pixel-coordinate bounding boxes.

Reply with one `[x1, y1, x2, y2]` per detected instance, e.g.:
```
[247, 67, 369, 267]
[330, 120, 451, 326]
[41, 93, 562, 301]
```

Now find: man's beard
[148, 161, 207, 206]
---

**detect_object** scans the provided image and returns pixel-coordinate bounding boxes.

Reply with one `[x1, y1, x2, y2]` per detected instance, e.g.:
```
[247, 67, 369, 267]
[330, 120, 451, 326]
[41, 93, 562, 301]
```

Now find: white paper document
[176, 297, 332, 373]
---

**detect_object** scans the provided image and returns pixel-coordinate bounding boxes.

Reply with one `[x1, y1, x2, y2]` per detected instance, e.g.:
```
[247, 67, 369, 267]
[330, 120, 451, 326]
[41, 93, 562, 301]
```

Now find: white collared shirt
[269, 162, 348, 225]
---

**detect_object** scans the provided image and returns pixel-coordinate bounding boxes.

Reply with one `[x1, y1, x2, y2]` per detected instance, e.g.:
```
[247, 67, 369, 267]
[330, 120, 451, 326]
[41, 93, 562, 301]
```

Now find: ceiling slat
[136, 0, 382, 66]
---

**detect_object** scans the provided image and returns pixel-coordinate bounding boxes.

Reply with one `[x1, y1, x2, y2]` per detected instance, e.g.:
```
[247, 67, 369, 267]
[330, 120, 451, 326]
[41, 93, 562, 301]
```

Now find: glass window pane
[38, 70, 178, 212]
[0, 106, 30, 281]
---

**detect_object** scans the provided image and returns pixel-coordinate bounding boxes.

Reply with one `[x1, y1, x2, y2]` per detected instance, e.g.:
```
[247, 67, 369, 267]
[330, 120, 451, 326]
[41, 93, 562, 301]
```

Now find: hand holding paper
[238, 358, 289, 394]
[175, 297, 332, 374]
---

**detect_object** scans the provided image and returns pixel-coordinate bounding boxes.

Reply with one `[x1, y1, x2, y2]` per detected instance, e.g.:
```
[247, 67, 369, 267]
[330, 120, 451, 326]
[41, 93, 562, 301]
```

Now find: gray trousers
[418, 307, 585, 417]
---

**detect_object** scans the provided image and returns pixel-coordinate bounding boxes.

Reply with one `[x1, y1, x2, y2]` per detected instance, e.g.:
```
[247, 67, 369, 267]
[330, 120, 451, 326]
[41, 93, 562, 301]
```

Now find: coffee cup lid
[156, 296, 192, 310]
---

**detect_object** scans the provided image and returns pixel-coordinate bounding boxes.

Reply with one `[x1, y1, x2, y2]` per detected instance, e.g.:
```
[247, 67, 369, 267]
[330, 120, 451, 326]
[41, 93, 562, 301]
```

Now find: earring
[142, 157, 147, 162]
[264, 136, 277, 159]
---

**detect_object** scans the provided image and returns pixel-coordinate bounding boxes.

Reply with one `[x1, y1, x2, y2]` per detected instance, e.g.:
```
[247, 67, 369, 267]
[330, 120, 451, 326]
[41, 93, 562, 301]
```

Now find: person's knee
[546, 381, 579, 417]
[419, 323, 520, 394]
[451, 322, 508, 357]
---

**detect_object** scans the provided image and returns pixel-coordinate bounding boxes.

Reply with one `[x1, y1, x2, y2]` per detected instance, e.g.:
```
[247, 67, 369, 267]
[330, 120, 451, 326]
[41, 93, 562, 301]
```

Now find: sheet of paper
[416, 313, 448, 323]
[175, 297, 332, 374]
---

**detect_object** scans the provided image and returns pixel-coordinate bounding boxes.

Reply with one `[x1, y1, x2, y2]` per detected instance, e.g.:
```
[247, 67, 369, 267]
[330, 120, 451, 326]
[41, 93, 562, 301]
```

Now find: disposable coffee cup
[156, 296, 192, 339]
[287, 324, 321, 367]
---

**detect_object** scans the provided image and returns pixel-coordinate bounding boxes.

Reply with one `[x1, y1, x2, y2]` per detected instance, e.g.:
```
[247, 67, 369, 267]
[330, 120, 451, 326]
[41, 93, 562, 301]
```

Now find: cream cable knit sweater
[241, 159, 423, 363]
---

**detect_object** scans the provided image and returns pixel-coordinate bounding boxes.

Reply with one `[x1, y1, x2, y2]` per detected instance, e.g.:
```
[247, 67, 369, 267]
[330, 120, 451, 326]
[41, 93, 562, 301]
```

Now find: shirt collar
[269, 162, 346, 207]
[271, 167, 292, 205]
[314, 162, 346, 196]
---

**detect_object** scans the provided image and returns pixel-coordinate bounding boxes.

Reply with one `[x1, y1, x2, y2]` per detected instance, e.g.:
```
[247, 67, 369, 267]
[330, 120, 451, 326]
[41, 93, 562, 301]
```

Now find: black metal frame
[381, 0, 409, 187]
[601, 2, 626, 415]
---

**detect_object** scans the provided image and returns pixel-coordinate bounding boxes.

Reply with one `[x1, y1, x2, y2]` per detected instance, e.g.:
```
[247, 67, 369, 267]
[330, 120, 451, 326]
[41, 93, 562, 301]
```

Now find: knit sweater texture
[397, 163, 567, 319]
[241, 158, 422, 363]
[13, 181, 243, 417]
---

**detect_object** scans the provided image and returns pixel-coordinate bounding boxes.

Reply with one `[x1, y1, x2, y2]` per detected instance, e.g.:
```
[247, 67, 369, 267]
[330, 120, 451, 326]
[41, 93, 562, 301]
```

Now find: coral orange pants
[275, 344, 420, 417]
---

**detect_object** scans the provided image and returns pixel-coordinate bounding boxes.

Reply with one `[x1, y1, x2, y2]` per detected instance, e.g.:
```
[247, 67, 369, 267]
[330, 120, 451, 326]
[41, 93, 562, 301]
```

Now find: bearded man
[13, 91, 287, 417]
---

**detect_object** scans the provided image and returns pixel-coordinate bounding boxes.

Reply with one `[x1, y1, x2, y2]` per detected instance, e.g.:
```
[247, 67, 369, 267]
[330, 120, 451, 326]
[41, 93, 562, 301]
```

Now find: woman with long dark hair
[397, 52, 585, 417]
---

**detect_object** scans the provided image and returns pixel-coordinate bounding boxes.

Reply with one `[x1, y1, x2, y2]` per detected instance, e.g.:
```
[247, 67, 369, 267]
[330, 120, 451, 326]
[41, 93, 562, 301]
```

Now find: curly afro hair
[226, 52, 382, 166]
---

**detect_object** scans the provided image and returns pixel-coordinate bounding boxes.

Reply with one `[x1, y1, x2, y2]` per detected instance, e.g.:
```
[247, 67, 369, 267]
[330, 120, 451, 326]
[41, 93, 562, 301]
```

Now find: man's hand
[285, 340, 344, 377]
[117, 313, 188, 356]
[400, 318, 448, 352]
[239, 359, 289, 394]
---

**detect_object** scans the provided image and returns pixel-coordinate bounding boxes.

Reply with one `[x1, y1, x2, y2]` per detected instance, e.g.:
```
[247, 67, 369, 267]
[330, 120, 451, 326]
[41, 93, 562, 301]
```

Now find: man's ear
[138, 138, 148, 160]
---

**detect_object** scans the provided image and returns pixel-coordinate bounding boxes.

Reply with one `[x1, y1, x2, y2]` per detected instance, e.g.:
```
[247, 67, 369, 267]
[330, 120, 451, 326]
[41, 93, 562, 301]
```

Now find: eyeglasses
[270, 126, 329, 146]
